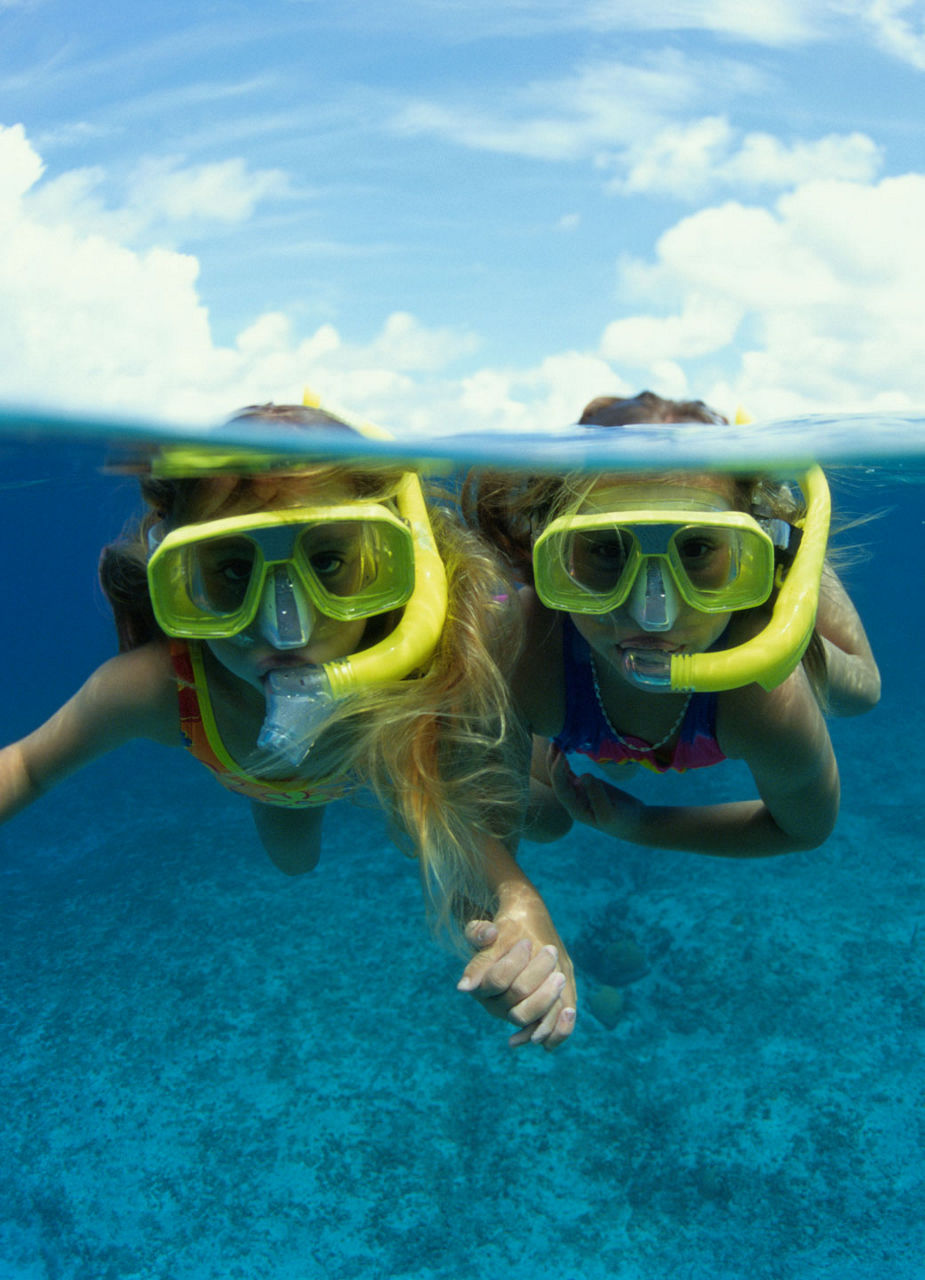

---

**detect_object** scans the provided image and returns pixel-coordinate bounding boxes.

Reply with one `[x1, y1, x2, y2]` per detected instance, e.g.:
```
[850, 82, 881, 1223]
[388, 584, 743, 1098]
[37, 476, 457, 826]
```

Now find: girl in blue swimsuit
[466, 391, 880, 858]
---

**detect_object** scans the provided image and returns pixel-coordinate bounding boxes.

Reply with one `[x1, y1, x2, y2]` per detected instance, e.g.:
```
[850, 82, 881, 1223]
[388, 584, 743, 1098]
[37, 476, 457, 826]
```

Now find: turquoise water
[0, 420, 922, 1279]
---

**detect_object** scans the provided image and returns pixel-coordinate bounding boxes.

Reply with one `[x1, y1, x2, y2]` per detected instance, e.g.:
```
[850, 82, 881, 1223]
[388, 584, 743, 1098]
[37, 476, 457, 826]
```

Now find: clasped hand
[547, 743, 644, 839]
[457, 917, 577, 1050]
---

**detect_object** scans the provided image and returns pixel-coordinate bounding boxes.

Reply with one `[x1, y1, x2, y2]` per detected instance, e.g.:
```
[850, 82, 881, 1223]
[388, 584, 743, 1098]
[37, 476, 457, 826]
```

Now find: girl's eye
[677, 535, 717, 565]
[676, 531, 732, 586]
[195, 543, 256, 612]
[567, 531, 631, 589]
[310, 551, 347, 579]
[591, 539, 626, 562]
[215, 558, 252, 583]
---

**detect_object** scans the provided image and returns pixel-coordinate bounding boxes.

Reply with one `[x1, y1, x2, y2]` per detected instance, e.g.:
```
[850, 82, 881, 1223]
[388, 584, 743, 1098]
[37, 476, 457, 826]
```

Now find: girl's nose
[626, 561, 680, 632]
[256, 567, 318, 649]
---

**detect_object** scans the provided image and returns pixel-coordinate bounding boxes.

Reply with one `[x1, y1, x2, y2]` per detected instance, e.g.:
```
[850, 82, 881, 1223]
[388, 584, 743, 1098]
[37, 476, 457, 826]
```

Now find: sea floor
[1, 674, 921, 1280]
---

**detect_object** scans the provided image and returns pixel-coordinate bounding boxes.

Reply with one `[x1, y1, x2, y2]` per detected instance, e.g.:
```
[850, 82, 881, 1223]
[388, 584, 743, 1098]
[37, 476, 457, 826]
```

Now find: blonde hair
[100, 407, 526, 938]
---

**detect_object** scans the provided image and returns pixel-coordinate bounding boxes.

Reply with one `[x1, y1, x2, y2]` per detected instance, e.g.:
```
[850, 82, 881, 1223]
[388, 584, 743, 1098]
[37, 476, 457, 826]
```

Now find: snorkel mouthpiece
[621, 647, 674, 689]
[258, 666, 335, 766]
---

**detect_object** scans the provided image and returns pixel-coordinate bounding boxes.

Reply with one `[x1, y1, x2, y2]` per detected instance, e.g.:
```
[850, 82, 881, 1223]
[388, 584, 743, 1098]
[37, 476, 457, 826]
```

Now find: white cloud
[582, 0, 821, 43]
[618, 120, 882, 198]
[389, 55, 703, 160]
[128, 155, 289, 225]
[861, 0, 925, 70]
[350, 0, 825, 46]
[5, 120, 925, 442]
[388, 55, 880, 205]
[0, 122, 43, 203]
[0, 124, 489, 429]
[601, 294, 744, 363]
[597, 174, 925, 416]
[26, 150, 290, 243]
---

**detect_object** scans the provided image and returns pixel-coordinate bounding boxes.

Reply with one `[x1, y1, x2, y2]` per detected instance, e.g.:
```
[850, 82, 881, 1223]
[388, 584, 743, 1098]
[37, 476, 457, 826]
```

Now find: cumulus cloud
[26, 149, 290, 244]
[4, 119, 925, 440]
[597, 174, 925, 415]
[0, 124, 490, 430]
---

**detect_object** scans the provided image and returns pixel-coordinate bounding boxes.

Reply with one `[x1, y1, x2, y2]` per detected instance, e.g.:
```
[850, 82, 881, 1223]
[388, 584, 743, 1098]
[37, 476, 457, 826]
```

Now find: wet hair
[99, 405, 527, 937]
[578, 391, 728, 427]
[463, 389, 827, 699]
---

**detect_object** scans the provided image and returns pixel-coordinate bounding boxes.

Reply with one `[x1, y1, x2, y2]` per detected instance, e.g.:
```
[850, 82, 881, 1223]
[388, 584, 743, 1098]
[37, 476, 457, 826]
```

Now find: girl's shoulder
[84, 641, 181, 746]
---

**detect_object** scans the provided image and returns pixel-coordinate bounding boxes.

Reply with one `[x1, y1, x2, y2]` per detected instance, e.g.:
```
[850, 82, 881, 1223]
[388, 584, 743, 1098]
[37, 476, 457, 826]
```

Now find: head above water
[142, 403, 410, 531]
[578, 390, 729, 428]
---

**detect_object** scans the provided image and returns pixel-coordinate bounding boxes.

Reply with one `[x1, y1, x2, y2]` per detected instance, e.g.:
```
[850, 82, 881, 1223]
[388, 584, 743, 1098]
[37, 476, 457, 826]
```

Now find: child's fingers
[508, 1000, 577, 1051]
[463, 919, 499, 950]
[542, 1004, 578, 1050]
[526, 995, 571, 1046]
[506, 967, 567, 1029]
[458, 936, 534, 997]
[583, 776, 626, 827]
[500, 945, 564, 1021]
[457, 922, 513, 992]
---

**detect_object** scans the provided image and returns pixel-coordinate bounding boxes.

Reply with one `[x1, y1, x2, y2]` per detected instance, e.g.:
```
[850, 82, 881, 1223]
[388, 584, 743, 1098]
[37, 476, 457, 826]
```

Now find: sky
[2, 0, 925, 434]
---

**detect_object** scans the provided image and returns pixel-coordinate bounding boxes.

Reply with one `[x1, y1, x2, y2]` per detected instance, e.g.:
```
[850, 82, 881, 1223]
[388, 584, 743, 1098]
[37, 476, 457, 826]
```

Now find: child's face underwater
[565, 473, 739, 684]
[200, 480, 371, 692]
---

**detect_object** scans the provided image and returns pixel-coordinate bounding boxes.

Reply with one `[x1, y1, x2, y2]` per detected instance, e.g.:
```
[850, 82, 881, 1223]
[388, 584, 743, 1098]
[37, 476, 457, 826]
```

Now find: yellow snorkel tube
[667, 465, 831, 693]
[257, 398, 448, 765]
[297, 390, 447, 689]
[258, 470, 447, 762]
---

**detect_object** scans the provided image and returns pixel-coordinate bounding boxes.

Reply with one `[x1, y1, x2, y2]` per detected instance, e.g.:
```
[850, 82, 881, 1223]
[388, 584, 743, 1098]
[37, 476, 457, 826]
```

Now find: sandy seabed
[1, 678, 921, 1280]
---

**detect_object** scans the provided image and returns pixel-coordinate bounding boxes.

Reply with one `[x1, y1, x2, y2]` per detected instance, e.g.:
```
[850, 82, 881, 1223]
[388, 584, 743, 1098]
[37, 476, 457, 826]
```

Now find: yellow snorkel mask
[147, 397, 449, 765]
[533, 465, 830, 693]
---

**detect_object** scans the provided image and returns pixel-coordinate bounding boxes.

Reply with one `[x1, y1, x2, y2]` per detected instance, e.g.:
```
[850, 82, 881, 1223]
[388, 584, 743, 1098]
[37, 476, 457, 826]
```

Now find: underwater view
[1, 423, 923, 1280]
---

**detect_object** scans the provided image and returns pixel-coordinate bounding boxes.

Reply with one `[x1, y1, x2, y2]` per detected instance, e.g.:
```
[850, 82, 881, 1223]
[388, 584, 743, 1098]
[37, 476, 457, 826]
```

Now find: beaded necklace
[589, 655, 693, 753]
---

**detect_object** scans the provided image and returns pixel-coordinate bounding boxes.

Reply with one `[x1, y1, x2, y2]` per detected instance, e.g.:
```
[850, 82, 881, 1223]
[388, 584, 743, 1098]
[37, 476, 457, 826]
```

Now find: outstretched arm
[549, 670, 839, 858]
[1, 643, 179, 827]
[457, 836, 576, 1049]
[816, 566, 880, 716]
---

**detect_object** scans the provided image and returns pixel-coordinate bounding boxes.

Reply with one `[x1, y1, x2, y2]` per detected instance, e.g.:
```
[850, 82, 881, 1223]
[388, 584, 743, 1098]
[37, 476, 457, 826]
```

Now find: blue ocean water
[1, 432, 922, 1280]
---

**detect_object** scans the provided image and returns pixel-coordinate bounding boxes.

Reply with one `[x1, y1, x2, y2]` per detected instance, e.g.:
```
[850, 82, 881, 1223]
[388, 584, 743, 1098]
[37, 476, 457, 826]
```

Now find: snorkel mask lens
[148, 507, 416, 639]
[534, 514, 775, 616]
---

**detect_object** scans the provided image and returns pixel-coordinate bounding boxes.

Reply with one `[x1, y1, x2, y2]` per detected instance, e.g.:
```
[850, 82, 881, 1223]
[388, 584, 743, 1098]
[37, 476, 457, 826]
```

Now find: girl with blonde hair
[0, 405, 576, 1048]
